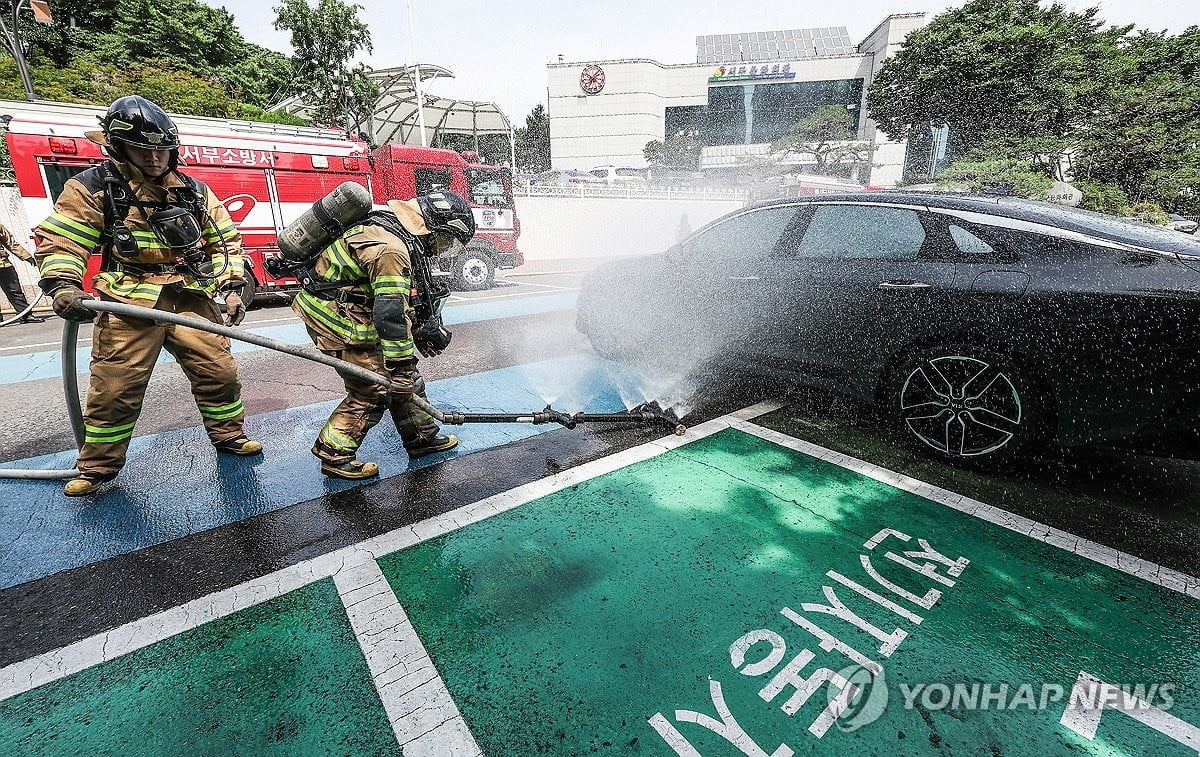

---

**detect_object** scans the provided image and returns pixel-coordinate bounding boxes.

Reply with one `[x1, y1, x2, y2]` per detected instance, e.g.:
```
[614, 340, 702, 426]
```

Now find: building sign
[709, 63, 796, 83]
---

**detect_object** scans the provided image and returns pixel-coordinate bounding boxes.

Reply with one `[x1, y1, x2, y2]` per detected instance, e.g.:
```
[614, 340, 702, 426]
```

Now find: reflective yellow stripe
[327, 239, 365, 279]
[84, 421, 136, 443]
[198, 400, 244, 420]
[381, 339, 415, 359]
[295, 291, 378, 342]
[97, 274, 162, 301]
[372, 275, 410, 297]
[39, 253, 87, 277]
[319, 423, 358, 453]
[41, 214, 101, 247]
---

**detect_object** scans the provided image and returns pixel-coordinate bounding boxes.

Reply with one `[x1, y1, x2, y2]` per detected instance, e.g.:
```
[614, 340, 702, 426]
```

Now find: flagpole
[405, 0, 428, 146]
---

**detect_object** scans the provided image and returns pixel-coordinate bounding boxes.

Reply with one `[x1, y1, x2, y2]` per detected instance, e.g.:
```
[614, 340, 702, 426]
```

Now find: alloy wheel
[898, 355, 1023, 457]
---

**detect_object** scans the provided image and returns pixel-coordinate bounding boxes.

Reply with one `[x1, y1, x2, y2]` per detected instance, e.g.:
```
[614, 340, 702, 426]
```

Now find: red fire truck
[1, 99, 522, 303]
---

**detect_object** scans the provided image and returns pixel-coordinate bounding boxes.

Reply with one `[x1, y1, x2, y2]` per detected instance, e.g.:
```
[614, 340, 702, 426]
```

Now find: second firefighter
[292, 190, 476, 479]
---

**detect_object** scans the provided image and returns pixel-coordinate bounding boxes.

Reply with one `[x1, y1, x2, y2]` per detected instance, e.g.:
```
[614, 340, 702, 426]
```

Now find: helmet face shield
[416, 190, 476, 245]
[432, 231, 464, 258]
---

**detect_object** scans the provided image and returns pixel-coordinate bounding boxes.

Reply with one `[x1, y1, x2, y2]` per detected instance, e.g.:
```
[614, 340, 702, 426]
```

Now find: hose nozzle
[629, 401, 687, 435]
[533, 406, 577, 429]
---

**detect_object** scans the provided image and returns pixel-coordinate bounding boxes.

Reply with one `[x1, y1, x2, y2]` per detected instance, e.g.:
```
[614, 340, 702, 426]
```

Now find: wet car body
[577, 191, 1200, 462]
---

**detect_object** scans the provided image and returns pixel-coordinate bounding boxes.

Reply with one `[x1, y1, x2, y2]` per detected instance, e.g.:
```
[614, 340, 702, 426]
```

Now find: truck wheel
[453, 247, 495, 291]
[239, 274, 257, 309]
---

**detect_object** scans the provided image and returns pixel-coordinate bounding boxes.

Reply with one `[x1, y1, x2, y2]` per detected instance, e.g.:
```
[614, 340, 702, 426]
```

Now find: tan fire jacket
[291, 222, 417, 361]
[0, 223, 34, 270]
[34, 157, 245, 304]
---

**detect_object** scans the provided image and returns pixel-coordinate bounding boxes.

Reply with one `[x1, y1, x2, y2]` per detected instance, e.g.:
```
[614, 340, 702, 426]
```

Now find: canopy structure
[273, 64, 516, 167]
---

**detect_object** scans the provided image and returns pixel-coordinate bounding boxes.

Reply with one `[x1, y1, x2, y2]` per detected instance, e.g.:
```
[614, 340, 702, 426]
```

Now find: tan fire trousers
[77, 287, 247, 476]
[309, 337, 439, 465]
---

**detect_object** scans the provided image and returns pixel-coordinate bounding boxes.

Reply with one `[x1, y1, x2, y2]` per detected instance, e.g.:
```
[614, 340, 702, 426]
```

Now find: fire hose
[0, 299, 684, 480]
[0, 291, 44, 328]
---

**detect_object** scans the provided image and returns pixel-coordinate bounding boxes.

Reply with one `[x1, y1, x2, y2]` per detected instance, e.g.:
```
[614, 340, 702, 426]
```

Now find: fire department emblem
[580, 65, 605, 95]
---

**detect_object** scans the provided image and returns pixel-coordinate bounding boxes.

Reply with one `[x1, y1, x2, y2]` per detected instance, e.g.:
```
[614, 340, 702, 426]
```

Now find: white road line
[333, 558, 482, 756]
[0, 339, 79, 353]
[504, 270, 589, 277]
[0, 401, 781, 703]
[504, 280, 575, 290]
[448, 287, 579, 303]
[731, 419, 1200, 600]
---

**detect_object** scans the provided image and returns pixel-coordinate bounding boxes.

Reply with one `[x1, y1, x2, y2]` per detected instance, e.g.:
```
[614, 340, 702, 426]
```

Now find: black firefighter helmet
[98, 96, 180, 158]
[416, 190, 476, 244]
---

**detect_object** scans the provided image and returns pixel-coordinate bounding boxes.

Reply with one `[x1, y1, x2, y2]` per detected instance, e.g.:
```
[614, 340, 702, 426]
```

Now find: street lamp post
[0, 0, 36, 102]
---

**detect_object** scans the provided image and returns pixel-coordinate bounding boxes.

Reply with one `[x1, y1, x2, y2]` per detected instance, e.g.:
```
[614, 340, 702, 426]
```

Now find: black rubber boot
[320, 459, 380, 479]
[405, 434, 459, 459]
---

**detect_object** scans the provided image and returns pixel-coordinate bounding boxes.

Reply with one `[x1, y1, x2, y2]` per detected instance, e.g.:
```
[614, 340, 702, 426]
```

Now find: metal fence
[515, 183, 750, 202]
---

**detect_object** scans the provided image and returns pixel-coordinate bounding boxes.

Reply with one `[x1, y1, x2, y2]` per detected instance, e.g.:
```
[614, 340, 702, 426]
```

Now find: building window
[664, 106, 706, 139]
[702, 78, 864, 146]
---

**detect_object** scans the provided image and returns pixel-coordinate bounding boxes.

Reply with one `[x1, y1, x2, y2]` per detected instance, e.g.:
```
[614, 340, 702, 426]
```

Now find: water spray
[0, 300, 687, 480]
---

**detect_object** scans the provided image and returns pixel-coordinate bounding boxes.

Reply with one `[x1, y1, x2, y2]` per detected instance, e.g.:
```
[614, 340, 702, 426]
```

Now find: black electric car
[576, 192, 1200, 463]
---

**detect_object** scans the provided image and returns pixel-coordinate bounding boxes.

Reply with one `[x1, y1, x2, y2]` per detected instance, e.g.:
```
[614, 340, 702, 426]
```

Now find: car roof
[746, 191, 1200, 256]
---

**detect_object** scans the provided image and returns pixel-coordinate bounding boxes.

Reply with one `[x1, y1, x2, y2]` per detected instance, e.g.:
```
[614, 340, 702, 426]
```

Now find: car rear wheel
[887, 345, 1049, 464]
[453, 246, 495, 291]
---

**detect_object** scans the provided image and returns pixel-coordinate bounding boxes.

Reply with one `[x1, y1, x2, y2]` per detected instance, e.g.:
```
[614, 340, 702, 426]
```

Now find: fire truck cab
[1, 99, 522, 303]
[371, 144, 520, 291]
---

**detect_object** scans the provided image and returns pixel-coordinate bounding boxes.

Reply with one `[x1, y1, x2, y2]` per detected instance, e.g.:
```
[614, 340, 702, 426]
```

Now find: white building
[546, 13, 927, 187]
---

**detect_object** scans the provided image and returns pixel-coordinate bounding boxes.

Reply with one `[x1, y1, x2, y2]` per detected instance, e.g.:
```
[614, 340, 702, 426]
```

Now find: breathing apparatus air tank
[276, 180, 374, 264]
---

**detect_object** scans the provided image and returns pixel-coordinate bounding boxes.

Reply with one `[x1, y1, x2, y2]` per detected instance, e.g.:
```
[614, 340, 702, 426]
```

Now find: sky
[201, 0, 1196, 124]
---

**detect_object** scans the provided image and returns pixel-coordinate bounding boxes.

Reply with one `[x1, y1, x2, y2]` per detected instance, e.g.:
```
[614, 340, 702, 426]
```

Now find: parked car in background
[590, 165, 648, 185]
[533, 169, 604, 186]
[644, 166, 704, 186]
[577, 191, 1200, 464]
[1170, 213, 1199, 234]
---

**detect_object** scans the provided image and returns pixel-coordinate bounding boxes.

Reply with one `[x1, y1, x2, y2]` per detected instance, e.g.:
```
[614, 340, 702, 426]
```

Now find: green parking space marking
[377, 426, 1200, 755]
[0, 579, 395, 756]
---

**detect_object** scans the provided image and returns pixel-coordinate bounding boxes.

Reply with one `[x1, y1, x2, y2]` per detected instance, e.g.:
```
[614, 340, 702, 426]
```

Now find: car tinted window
[795, 205, 926, 260]
[949, 224, 995, 255]
[681, 207, 798, 260]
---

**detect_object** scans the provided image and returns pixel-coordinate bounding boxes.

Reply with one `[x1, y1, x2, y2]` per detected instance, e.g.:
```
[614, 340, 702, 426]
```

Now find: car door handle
[878, 280, 932, 289]
[729, 275, 761, 281]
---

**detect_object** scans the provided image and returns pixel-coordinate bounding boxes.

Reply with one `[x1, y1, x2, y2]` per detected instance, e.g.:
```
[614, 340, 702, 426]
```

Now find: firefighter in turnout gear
[0, 222, 44, 323]
[36, 96, 261, 497]
[292, 190, 475, 479]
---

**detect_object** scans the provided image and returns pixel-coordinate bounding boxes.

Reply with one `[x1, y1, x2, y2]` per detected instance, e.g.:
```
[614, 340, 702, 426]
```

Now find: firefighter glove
[223, 292, 246, 326]
[385, 359, 417, 397]
[51, 286, 95, 323]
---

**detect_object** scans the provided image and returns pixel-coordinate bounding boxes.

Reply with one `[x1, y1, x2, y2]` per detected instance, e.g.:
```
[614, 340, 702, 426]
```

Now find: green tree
[15, 0, 300, 115]
[936, 156, 1053, 198]
[514, 104, 550, 172]
[867, 0, 1127, 162]
[1072, 27, 1200, 210]
[770, 105, 869, 177]
[272, 0, 380, 132]
[643, 131, 701, 169]
[1074, 181, 1130, 215]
